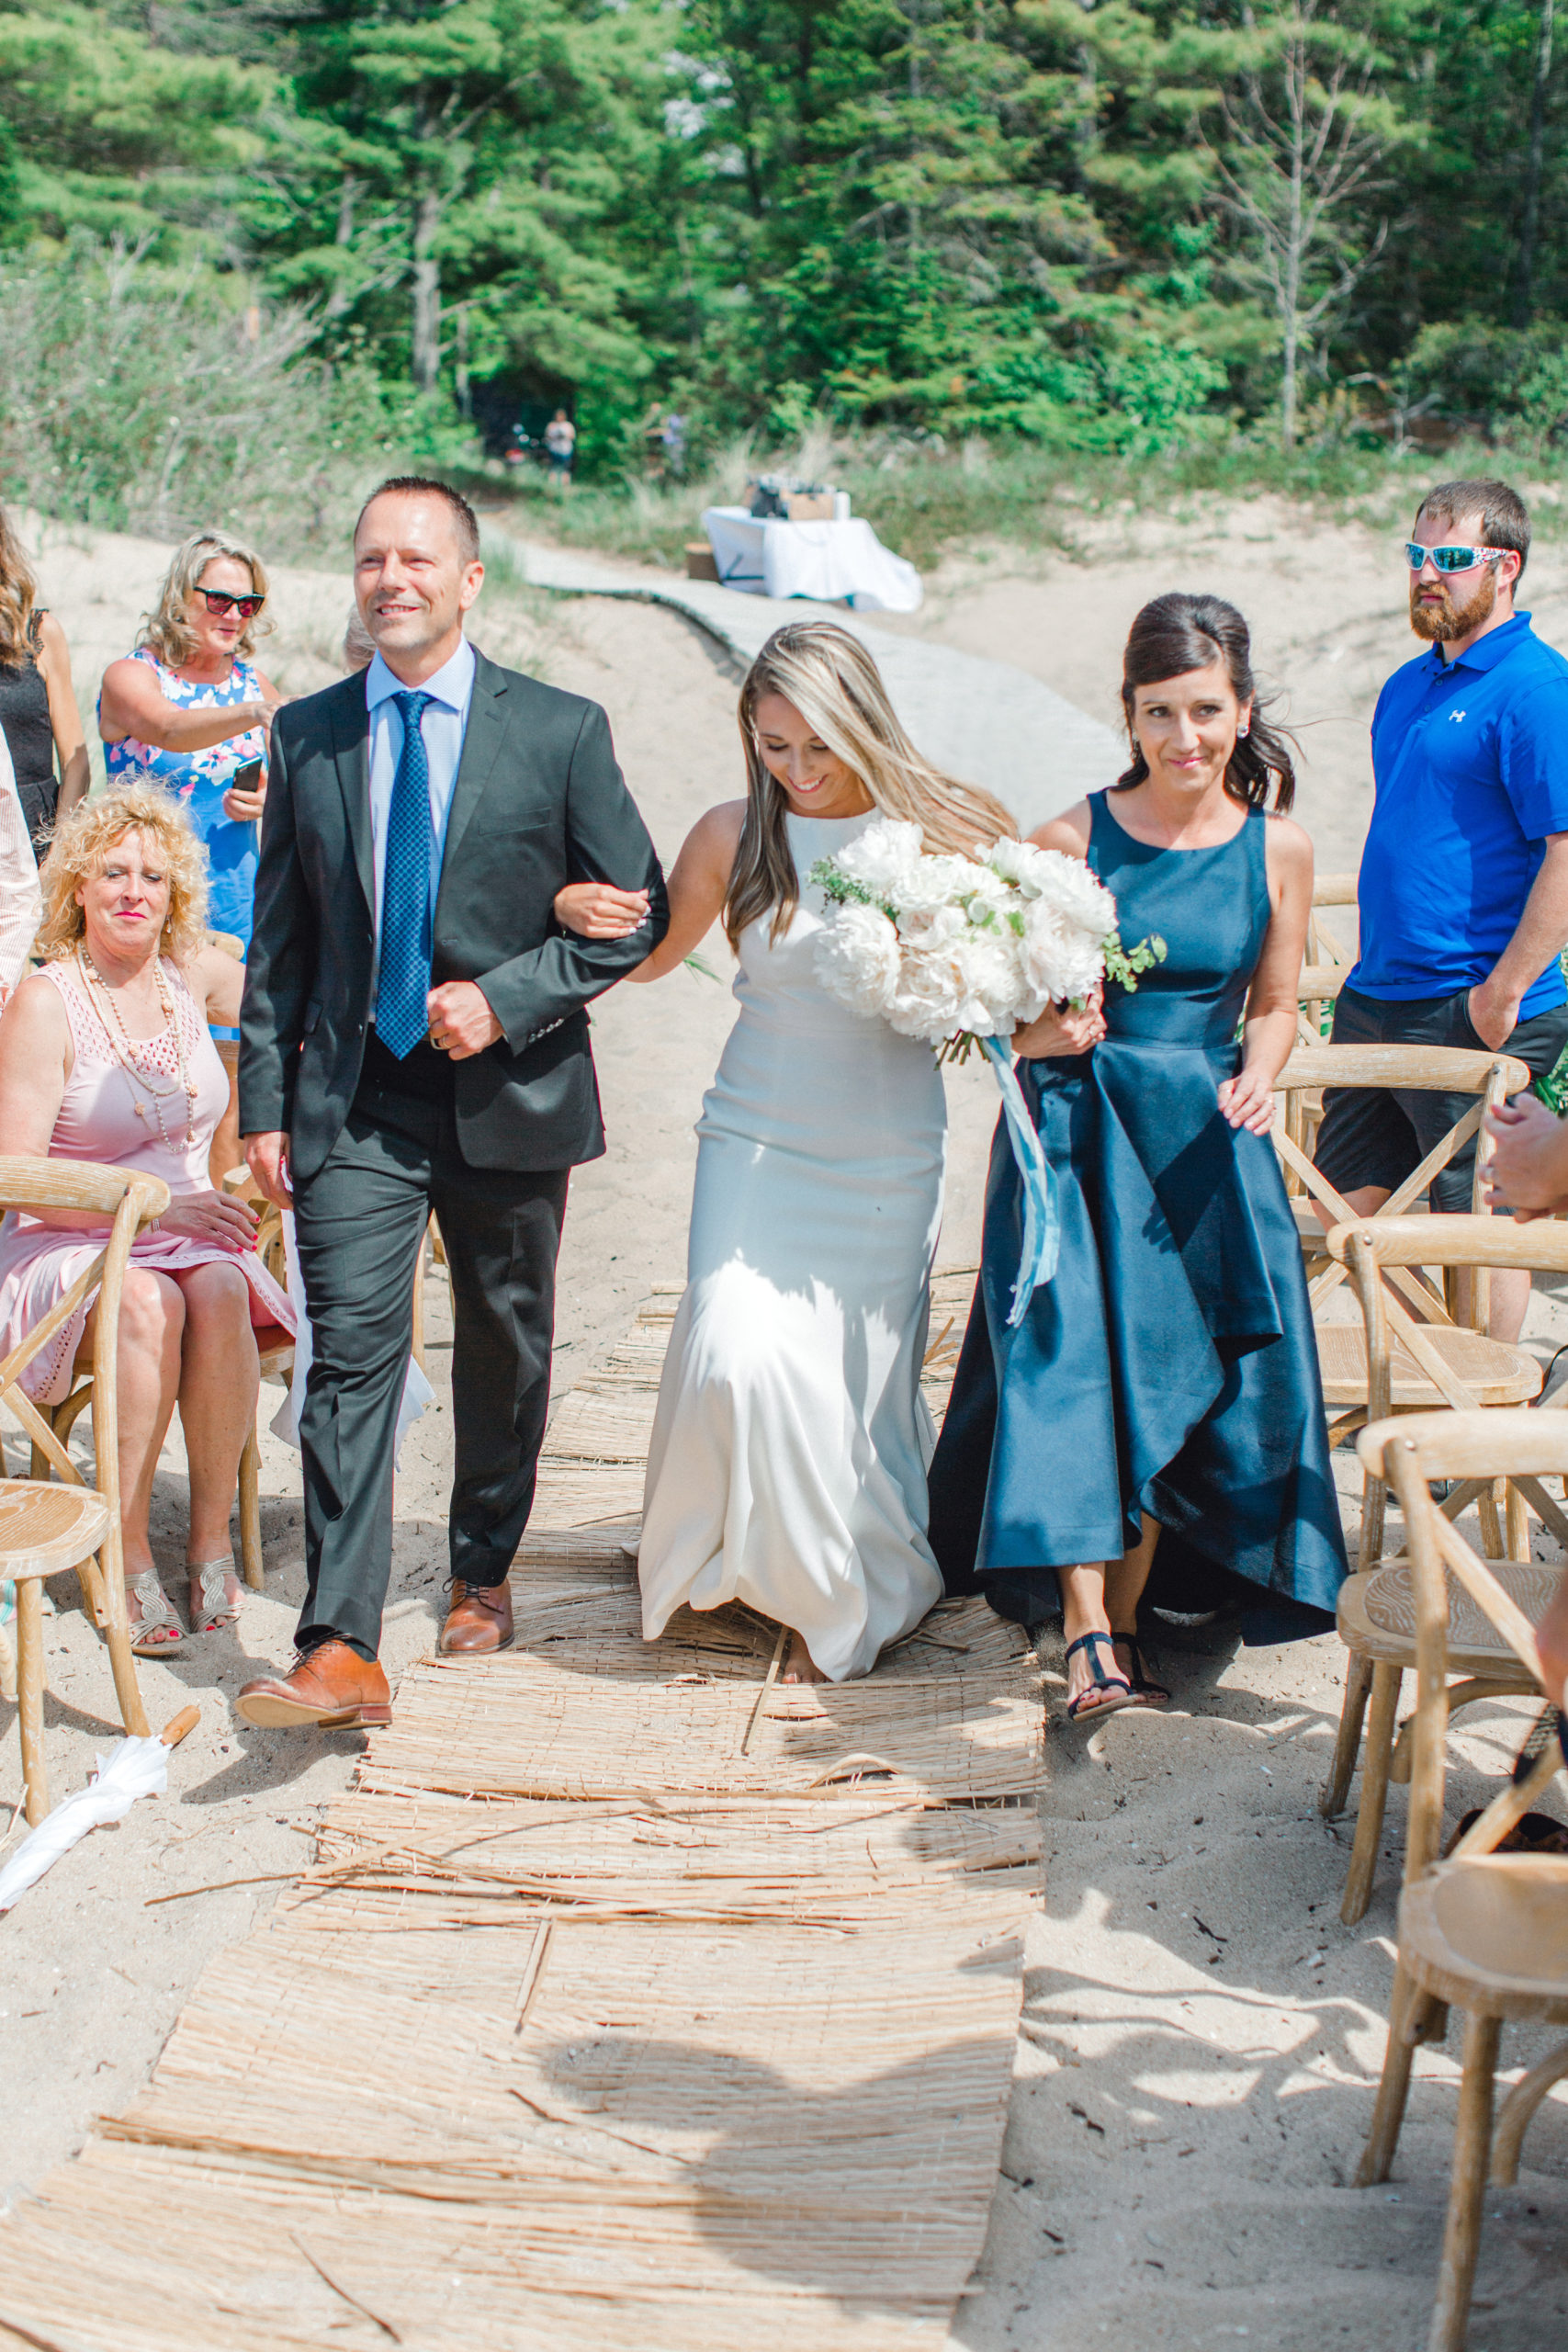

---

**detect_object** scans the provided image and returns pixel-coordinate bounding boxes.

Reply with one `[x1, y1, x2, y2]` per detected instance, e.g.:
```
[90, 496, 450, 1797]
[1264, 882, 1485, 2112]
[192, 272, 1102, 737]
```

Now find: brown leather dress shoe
[235, 1638, 391, 1729]
[439, 1578, 514, 1656]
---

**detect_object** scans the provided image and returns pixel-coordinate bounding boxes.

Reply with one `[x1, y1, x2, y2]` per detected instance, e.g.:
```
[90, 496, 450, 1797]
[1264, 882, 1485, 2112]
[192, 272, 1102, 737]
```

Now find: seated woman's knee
[118, 1265, 186, 1350]
[178, 1257, 254, 1333]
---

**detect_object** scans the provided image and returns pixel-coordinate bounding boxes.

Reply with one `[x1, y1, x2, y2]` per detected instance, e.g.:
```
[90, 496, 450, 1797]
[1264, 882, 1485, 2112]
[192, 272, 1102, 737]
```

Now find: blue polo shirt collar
[1428, 610, 1531, 675]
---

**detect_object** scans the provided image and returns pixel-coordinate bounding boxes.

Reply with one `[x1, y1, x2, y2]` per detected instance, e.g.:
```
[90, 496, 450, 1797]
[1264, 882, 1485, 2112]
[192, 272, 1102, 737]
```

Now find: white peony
[985, 835, 1057, 898]
[1021, 898, 1107, 1008]
[833, 817, 924, 900]
[886, 945, 971, 1041]
[1029, 846, 1118, 938]
[813, 900, 902, 1019]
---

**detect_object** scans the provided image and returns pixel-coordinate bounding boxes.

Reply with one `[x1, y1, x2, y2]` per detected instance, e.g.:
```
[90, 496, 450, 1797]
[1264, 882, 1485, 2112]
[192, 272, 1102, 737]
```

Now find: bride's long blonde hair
[725, 621, 1016, 949]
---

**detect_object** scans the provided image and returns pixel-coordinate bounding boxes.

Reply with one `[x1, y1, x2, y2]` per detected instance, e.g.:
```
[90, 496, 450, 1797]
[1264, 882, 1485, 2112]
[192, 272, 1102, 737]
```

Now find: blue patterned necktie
[376, 689, 436, 1057]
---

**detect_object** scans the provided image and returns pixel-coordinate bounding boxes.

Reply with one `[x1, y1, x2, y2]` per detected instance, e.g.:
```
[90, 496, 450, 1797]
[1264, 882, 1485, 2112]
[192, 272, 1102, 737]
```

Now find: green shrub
[0, 235, 392, 552]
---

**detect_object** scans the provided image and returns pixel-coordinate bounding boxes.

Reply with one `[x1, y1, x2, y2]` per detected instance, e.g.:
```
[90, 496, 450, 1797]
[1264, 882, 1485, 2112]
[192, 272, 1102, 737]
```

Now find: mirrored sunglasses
[1403, 542, 1508, 575]
[196, 586, 265, 618]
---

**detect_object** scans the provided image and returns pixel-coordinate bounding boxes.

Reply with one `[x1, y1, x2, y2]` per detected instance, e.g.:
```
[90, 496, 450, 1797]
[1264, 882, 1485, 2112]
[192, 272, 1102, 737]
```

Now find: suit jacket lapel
[435, 652, 507, 918]
[330, 683, 374, 920]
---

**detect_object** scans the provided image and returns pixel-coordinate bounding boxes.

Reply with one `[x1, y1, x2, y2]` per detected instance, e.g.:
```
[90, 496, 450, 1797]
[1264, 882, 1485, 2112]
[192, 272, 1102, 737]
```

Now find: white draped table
[701, 506, 923, 613]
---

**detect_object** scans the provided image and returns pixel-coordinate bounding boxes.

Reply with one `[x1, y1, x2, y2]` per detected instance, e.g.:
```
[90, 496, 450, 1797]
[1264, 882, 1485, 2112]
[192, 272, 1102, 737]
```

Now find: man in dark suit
[234, 476, 667, 1728]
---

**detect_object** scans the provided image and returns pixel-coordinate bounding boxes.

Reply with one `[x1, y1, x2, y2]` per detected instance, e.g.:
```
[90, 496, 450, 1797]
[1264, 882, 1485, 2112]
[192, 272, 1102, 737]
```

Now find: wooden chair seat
[1400, 1855, 1568, 2018]
[1338, 1556, 1562, 1673]
[1315, 1319, 1541, 1409]
[254, 1322, 294, 1382]
[0, 1480, 112, 1577]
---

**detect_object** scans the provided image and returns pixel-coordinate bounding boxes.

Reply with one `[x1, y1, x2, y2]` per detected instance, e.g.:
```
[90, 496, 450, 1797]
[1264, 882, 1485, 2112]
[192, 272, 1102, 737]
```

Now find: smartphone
[231, 758, 264, 795]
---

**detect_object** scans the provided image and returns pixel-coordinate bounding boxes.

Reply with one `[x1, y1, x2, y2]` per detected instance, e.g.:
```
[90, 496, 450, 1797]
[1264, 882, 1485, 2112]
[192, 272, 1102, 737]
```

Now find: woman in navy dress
[928, 593, 1348, 1722]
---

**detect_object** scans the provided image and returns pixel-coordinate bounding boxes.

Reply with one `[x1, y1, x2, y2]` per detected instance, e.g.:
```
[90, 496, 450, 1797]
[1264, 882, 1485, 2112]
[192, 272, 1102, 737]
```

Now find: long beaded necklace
[74, 944, 198, 1152]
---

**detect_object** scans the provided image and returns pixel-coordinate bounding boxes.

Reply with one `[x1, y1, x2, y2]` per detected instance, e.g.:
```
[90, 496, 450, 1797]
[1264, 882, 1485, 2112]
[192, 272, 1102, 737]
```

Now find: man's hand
[1483, 1093, 1568, 1220]
[427, 979, 503, 1062]
[1467, 978, 1523, 1051]
[244, 1129, 293, 1211]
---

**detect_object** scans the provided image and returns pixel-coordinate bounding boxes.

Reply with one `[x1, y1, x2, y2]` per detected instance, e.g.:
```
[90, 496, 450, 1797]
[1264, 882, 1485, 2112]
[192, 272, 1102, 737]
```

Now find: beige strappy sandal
[187, 1558, 241, 1635]
[128, 1570, 185, 1655]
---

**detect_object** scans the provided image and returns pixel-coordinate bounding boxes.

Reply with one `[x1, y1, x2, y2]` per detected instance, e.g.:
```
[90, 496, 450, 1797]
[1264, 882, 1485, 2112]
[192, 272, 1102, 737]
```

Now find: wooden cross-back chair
[1353, 1410, 1568, 2352]
[1271, 1040, 1529, 1328]
[0, 1155, 167, 1821]
[1320, 1215, 1563, 1923]
[1296, 868, 1359, 1046]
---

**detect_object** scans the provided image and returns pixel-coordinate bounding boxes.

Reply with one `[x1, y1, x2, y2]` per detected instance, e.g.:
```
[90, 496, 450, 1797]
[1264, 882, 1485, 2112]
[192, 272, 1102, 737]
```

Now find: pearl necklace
[75, 946, 198, 1153]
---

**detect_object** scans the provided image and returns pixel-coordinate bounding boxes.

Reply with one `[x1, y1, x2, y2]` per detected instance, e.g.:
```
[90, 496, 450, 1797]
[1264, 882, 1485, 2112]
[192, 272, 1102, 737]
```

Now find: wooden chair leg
[1491, 2036, 1568, 2185]
[238, 1425, 265, 1591]
[15, 1576, 48, 1826]
[1477, 1482, 1504, 1560]
[95, 1526, 149, 1741]
[1322, 1649, 1373, 1816]
[1357, 1965, 1432, 2186]
[1427, 2011, 1501, 2352]
[1504, 1478, 1530, 1562]
[1342, 1660, 1403, 1924]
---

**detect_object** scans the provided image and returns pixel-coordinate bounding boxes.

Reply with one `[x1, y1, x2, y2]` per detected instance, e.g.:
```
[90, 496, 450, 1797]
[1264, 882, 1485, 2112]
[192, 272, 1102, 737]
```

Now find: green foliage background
[3, 0, 1567, 533]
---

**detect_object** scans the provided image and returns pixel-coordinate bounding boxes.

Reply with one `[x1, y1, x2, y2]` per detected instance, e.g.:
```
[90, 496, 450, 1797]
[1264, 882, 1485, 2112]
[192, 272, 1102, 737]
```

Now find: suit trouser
[291, 1073, 570, 1657]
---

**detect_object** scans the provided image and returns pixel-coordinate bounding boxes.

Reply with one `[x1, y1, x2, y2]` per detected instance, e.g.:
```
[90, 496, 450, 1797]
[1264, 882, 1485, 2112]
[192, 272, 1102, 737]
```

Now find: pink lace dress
[0, 957, 295, 1405]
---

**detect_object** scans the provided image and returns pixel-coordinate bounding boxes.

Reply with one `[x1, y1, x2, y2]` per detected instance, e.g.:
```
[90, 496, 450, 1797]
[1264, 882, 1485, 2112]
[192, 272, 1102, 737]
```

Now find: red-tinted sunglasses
[195, 586, 265, 619]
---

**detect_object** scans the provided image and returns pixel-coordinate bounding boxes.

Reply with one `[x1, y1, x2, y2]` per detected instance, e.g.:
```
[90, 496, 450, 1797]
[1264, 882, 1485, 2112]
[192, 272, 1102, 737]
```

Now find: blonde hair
[0, 501, 39, 668]
[726, 622, 1015, 949]
[38, 783, 210, 967]
[138, 531, 273, 669]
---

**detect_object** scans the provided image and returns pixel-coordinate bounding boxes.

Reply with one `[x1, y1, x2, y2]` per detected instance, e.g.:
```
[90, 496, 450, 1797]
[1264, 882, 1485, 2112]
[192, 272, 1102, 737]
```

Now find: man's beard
[1410, 564, 1497, 642]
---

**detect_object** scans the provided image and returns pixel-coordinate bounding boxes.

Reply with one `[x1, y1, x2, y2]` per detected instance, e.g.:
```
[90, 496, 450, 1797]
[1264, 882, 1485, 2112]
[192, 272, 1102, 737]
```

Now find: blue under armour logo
[1448, 708, 1467, 722]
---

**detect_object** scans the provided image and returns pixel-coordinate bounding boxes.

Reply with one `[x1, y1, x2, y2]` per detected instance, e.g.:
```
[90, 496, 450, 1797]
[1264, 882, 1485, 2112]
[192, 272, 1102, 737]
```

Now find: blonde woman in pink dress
[0, 782, 294, 1651]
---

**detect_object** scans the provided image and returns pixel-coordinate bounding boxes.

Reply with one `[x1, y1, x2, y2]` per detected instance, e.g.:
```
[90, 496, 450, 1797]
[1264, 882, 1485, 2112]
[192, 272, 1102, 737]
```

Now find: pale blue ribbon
[978, 1035, 1059, 1325]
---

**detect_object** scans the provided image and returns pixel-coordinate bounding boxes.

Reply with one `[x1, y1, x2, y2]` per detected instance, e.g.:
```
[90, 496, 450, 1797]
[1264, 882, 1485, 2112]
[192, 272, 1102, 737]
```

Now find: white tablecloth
[701, 507, 923, 614]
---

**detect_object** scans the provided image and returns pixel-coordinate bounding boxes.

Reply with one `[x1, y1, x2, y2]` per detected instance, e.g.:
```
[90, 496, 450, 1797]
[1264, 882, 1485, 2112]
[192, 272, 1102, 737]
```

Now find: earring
[1237, 722, 1250, 738]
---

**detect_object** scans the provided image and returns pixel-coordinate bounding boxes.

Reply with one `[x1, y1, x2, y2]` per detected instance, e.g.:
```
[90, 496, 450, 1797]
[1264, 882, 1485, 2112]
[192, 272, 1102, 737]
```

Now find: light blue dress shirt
[365, 637, 476, 999]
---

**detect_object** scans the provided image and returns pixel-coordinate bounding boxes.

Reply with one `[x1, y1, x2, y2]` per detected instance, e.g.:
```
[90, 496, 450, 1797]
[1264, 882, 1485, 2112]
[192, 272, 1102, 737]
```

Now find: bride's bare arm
[554, 803, 745, 982]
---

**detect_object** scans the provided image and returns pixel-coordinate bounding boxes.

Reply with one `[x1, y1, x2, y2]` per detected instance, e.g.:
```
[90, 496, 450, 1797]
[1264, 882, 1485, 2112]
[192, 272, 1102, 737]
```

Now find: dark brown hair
[1415, 477, 1529, 579]
[1116, 592, 1296, 812]
[355, 475, 480, 564]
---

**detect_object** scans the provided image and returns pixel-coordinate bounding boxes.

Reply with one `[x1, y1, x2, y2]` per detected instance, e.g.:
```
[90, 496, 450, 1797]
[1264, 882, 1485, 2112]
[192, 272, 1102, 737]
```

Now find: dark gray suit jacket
[238, 648, 669, 1181]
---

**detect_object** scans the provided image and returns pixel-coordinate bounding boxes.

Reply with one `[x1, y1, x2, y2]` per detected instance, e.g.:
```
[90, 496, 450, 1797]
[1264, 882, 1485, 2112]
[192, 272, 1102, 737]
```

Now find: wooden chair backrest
[1371, 1409, 1562, 1881]
[1298, 874, 1359, 1043]
[1332, 1215, 1566, 1569]
[1273, 1045, 1530, 1314]
[0, 1159, 169, 1515]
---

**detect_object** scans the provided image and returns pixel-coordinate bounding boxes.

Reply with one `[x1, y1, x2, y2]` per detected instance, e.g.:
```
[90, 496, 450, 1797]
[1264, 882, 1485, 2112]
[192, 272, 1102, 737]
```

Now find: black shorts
[1314, 984, 1568, 1213]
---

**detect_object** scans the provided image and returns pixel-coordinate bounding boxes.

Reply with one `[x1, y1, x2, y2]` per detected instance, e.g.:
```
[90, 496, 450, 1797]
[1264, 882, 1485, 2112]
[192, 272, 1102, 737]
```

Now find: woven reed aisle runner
[0, 1276, 1042, 2351]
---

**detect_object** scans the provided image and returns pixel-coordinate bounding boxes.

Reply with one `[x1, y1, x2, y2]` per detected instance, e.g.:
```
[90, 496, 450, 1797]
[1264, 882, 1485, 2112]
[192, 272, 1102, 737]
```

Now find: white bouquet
[808, 818, 1165, 1323]
[807, 818, 1164, 1048]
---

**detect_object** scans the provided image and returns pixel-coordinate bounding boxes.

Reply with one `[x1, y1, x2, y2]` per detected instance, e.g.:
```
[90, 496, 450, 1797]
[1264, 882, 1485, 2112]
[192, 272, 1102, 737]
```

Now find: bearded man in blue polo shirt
[1314, 477, 1568, 1341]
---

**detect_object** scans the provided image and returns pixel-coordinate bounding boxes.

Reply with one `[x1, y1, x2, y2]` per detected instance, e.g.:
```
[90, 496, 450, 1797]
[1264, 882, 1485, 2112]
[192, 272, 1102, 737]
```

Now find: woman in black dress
[0, 503, 90, 861]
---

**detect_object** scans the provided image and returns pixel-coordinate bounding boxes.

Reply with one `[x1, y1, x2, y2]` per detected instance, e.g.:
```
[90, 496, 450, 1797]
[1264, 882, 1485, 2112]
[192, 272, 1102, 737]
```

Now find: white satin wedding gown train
[637, 809, 946, 1681]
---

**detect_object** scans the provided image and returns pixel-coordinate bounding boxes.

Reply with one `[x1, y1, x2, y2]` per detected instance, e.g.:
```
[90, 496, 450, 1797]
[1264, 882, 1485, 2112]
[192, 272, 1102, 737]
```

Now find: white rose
[813, 902, 902, 1019]
[959, 929, 1029, 1035]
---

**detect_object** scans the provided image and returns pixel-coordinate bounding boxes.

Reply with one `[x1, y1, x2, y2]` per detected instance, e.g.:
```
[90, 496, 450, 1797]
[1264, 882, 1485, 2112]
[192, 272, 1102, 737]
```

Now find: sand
[2, 505, 1565, 2348]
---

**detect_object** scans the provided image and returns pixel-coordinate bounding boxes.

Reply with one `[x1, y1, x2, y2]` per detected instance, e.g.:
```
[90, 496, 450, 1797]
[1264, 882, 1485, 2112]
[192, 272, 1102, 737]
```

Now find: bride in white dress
[557, 624, 1012, 1681]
